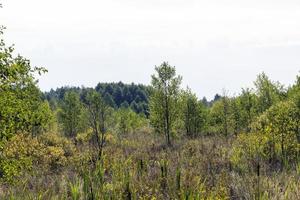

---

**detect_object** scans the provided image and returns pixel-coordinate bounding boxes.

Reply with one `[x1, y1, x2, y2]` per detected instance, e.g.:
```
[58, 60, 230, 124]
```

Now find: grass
[0, 129, 299, 199]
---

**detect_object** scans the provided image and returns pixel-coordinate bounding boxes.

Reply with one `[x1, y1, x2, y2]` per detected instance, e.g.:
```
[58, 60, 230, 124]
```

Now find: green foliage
[86, 90, 112, 160]
[208, 97, 232, 136]
[69, 178, 81, 200]
[238, 88, 258, 132]
[58, 91, 86, 138]
[0, 134, 40, 183]
[182, 88, 207, 137]
[0, 132, 76, 183]
[45, 82, 151, 115]
[149, 62, 182, 145]
[231, 132, 269, 172]
[114, 108, 148, 136]
[1, 128, 299, 199]
[0, 28, 51, 145]
[253, 100, 300, 166]
[254, 72, 285, 113]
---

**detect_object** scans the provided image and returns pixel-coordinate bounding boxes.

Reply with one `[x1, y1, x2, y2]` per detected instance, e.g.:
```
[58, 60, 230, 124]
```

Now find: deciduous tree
[86, 91, 111, 160]
[149, 62, 182, 146]
[58, 91, 83, 138]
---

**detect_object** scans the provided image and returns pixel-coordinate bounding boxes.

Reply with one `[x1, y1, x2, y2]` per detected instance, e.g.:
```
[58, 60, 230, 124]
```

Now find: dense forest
[1, 22, 300, 200]
[44, 83, 151, 116]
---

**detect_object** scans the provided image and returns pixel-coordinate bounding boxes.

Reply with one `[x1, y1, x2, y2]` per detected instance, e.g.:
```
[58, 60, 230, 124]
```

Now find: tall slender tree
[149, 62, 182, 146]
[86, 91, 110, 160]
[254, 72, 284, 113]
[239, 88, 257, 132]
[221, 89, 230, 136]
[183, 88, 207, 137]
[58, 91, 83, 138]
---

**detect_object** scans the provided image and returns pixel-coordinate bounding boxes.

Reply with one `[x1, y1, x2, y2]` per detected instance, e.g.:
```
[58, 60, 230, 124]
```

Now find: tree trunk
[164, 84, 171, 146]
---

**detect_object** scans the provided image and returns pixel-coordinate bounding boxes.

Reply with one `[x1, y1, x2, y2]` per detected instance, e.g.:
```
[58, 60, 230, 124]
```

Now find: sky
[0, 0, 300, 100]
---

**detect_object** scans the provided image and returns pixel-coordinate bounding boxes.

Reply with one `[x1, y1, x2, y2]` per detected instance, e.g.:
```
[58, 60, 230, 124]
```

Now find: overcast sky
[1, 0, 300, 99]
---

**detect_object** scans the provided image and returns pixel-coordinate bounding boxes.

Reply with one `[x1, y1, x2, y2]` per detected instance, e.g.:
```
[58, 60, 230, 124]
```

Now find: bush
[0, 134, 42, 183]
[230, 132, 268, 172]
[0, 132, 77, 183]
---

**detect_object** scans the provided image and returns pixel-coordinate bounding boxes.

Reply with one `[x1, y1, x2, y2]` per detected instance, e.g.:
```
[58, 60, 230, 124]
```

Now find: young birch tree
[86, 90, 110, 161]
[149, 62, 182, 146]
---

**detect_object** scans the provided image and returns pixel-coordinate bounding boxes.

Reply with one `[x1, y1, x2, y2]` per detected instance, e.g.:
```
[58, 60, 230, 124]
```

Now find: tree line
[44, 82, 151, 116]
[150, 62, 300, 168]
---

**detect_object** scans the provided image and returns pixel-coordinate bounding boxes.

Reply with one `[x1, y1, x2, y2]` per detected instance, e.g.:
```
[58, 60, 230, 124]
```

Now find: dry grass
[0, 130, 299, 199]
